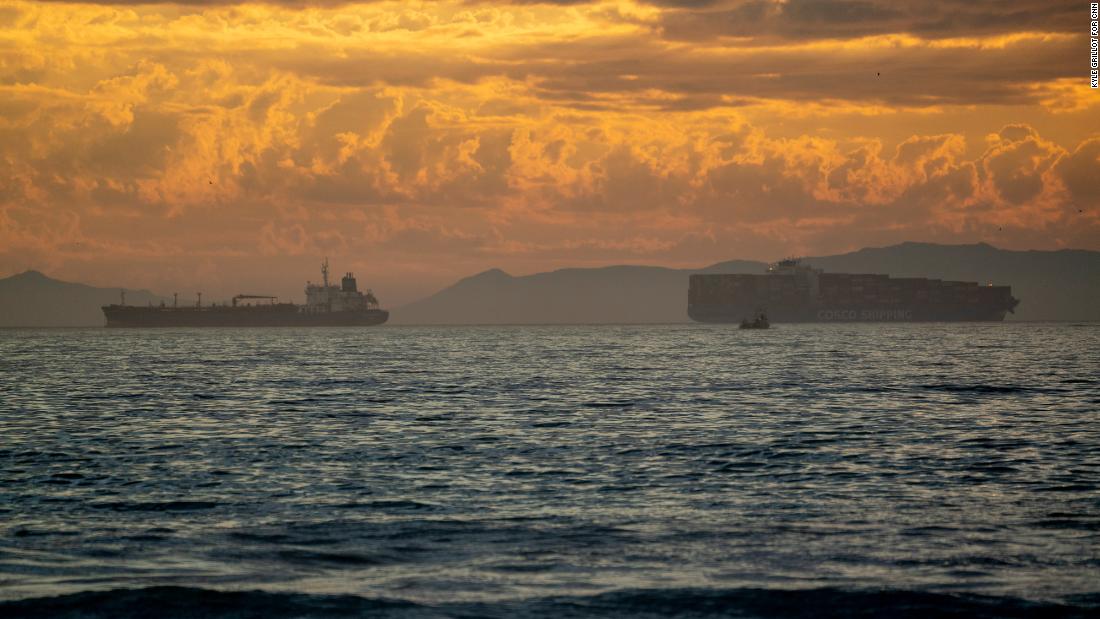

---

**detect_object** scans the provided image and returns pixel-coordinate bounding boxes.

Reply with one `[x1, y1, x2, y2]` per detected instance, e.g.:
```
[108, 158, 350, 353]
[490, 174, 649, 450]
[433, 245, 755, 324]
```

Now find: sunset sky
[1, 0, 1097, 304]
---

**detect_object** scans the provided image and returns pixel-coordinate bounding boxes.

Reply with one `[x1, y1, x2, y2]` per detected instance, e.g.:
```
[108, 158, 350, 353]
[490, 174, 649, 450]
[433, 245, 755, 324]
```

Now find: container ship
[102, 260, 388, 327]
[688, 259, 1019, 323]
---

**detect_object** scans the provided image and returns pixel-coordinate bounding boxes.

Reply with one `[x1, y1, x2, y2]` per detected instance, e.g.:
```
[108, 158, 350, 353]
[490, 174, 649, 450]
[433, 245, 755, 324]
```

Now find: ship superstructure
[689, 259, 1019, 323]
[102, 259, 388, 327]
[304, 259, 381, 314]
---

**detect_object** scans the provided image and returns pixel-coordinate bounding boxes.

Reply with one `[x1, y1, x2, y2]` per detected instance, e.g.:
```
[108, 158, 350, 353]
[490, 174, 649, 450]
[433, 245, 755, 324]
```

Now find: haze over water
[2, 324, 1099, 616]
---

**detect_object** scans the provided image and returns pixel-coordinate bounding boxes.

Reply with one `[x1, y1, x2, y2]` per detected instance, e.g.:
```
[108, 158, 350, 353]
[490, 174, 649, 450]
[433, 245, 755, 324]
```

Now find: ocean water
[1, 323, 1098, 617]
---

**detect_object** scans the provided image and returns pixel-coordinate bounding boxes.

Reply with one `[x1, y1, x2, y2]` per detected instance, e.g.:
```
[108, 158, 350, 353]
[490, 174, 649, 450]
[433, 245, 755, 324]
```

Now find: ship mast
[321, 257, 332, 312]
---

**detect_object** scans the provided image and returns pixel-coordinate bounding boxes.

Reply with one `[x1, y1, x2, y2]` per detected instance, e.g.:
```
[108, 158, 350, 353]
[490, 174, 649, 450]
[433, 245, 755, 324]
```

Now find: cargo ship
[689, 259, 1019, 323]
[102, 260, 388, 327]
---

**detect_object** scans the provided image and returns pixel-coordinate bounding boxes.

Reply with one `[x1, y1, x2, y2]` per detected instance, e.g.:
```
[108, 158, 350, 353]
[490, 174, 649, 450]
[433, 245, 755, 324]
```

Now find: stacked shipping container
[688, 263, 1018, 323]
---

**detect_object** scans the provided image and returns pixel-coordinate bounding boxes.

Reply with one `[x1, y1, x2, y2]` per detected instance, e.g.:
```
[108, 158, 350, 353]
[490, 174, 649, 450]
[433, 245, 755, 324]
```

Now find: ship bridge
[304, 259, 381, 313]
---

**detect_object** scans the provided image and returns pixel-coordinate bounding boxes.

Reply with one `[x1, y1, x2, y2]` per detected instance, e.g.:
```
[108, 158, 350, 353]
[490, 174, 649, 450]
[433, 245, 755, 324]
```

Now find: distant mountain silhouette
[393, 243, 1098, 324]
[2, 243, 1096, 326]
[0, 271, 164, 327]
[393, 264, 734, 325]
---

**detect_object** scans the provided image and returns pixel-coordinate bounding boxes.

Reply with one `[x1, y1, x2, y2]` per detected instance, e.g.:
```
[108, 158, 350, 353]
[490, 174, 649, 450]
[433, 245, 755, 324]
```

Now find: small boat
[739, 312, 770, 329]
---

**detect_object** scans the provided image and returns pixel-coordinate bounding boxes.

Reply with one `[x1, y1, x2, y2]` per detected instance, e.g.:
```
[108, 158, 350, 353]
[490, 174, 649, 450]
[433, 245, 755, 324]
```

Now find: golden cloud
[1, 0, 1097, 297]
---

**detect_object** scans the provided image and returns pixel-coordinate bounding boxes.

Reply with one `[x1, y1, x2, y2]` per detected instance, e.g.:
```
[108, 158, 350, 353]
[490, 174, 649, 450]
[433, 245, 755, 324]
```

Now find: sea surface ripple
[1, 323, 1098, 616]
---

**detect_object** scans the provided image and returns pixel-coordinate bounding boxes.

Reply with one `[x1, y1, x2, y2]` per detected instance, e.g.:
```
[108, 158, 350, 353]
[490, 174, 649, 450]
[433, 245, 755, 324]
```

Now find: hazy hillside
[394, 243, 1098, 324]
[0, 271, 163, 327]
[392, 265, 728, 325]
[2, 243, 1096, 326]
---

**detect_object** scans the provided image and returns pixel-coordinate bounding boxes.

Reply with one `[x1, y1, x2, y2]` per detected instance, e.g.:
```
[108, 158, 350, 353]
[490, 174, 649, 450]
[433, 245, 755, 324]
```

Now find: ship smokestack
[341, 272, 357, 292]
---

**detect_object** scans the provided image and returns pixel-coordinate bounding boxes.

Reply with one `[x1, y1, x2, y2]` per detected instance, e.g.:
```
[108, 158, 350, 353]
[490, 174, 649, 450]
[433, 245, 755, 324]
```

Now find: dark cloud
[206, 26, 1083, 111]
[658, 0, 1079, 42]
[488, 32, 1079, 109]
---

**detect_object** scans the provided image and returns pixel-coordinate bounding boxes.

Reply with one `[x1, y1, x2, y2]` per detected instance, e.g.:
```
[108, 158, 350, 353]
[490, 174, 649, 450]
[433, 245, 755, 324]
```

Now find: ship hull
[688, 271, 1018, 324]
[103, 305, 388, 327]
[689, 304, 1009, 323]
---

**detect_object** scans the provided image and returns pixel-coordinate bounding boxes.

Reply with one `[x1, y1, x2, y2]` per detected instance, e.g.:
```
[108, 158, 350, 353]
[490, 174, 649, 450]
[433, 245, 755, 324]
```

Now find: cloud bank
[0, 0, 1096, 299]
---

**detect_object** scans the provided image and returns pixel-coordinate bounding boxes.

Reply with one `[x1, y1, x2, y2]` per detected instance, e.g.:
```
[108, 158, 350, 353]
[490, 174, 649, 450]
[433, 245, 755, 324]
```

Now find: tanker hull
[103, 305, 388, 327]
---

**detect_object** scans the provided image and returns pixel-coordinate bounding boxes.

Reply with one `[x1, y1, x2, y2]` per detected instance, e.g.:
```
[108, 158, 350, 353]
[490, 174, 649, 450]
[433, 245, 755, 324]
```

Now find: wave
[2, 586, 1097, 618]
[919, 383, 1065, 395]
[87, 500, 219, 512]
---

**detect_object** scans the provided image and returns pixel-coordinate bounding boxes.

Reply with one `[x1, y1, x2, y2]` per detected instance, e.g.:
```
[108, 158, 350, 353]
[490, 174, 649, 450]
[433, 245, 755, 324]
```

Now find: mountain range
[391, 243, 1097, 324]
[1, 243, 1096, 327]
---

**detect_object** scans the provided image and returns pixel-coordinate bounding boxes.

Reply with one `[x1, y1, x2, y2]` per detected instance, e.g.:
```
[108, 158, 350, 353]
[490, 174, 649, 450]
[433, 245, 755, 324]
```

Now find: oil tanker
[102, 260, 388, 327]
[689, 259, 1019, 323]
